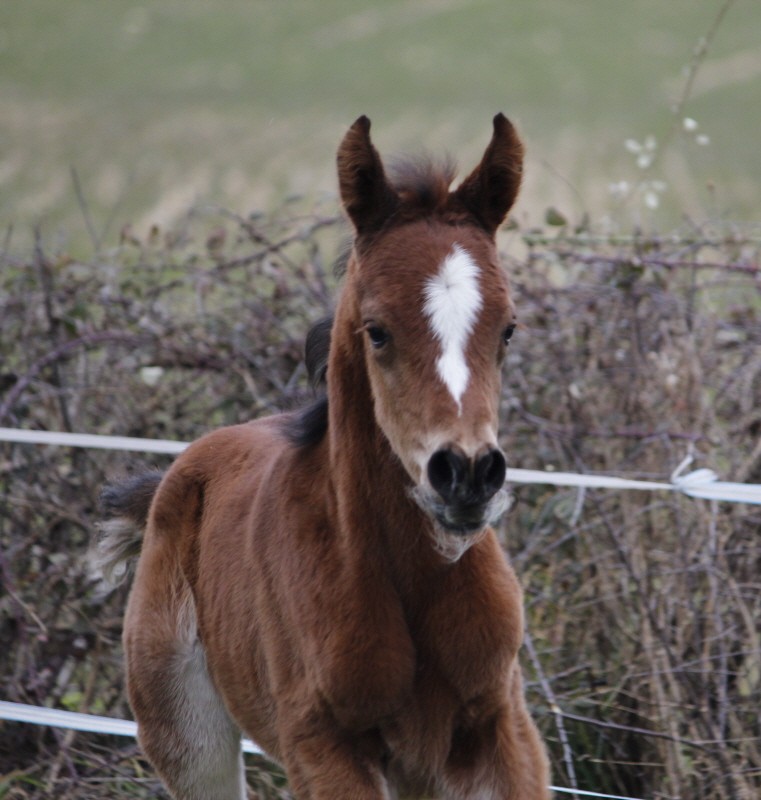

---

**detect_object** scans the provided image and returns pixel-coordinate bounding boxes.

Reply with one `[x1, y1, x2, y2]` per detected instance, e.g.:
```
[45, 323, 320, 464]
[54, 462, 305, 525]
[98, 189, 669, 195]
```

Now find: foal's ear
[452, 113, 524, 235]
[337, 116, 399, 235]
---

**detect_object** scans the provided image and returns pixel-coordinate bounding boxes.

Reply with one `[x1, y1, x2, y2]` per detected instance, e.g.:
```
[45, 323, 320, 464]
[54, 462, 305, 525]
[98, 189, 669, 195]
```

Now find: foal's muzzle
[426, 445, 507, 534]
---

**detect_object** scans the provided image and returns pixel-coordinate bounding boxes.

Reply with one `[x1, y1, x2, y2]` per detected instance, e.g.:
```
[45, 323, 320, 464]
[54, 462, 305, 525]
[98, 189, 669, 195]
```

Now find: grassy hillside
[2, 0, 761, 254]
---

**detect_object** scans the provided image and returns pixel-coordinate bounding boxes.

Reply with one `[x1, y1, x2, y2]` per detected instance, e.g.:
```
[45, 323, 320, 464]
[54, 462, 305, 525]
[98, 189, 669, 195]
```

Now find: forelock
[387, 155, 458, 215]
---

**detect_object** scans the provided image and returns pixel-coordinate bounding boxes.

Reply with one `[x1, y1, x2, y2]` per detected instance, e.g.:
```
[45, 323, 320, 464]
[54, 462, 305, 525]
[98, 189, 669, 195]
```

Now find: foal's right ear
[337, 116, 399, 235]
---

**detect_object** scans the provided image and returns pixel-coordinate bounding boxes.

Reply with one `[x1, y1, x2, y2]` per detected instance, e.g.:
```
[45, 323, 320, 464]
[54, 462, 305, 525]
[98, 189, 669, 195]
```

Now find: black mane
[304, 317, 332, 389]
[281, 394, 329, 449]
[281, 317, 332, 448]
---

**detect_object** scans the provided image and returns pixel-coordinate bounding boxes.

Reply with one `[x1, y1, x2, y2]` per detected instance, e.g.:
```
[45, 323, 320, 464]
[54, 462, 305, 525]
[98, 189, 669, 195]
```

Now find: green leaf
[544, 206, 568, 226]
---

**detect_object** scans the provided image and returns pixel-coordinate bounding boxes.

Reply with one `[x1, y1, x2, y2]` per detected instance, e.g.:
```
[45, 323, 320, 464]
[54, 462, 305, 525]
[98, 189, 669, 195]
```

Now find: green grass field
[2, 0, 760, 253]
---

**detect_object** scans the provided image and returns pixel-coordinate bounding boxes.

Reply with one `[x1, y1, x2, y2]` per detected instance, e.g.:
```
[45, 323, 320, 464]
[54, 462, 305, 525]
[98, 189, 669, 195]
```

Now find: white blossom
[643, 190, 659, 210]
[140, 366, 164, 386]
[609, 180, 630, 198]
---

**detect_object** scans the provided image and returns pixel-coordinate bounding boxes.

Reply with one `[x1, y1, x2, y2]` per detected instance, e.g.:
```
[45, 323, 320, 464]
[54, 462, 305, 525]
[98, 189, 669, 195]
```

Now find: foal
[99, 114, 549, 799]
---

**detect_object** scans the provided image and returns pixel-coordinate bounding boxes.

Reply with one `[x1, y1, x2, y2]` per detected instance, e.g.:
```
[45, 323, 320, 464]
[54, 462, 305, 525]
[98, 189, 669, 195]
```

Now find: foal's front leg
[442, 704, 550, 800]
[281, 721, 392, 800]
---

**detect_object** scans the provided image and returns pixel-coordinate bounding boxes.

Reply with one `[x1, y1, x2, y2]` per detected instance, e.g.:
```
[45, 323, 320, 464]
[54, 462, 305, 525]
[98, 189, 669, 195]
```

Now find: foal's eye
[502, 324, 516, 345]
[366, 325, 390, 350]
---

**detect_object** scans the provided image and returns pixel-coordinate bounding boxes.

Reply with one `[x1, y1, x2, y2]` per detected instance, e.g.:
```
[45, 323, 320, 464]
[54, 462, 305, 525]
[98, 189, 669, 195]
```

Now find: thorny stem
[590, 492, 743, 800]
[664, 0, 738, 148]
[0, 331, 149, 425]
[524, 630, 580, 799]
[651, 0, 739, 170]
[551, 252, 760, 275]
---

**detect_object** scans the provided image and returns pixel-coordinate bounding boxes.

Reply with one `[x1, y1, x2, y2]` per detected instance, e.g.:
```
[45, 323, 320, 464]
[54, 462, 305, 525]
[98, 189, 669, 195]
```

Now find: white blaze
[423, 244, 483, 412]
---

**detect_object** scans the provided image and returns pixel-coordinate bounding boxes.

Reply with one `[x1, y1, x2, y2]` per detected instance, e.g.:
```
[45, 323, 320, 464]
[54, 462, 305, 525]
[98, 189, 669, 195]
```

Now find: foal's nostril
[427, 446, 506, 506]
[473, 447, 507, 502]
[427, 448, 468, 504]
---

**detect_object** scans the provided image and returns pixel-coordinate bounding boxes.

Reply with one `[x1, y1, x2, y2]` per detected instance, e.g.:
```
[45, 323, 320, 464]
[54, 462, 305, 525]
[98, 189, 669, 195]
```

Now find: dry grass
[1, 209, 759, 799]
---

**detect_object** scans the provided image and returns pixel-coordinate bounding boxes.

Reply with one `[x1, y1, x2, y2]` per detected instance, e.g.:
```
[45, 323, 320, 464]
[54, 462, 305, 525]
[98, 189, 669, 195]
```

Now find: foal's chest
[407, 544, 524, 702]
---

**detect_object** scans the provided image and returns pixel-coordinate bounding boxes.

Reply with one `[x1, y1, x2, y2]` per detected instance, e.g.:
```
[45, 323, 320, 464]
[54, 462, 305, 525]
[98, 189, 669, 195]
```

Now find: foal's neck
[325, 295, 436, 575]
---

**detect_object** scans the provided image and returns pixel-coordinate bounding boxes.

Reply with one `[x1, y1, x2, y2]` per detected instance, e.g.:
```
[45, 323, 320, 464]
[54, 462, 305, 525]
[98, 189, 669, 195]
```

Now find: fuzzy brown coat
[100, 115, 549, 800]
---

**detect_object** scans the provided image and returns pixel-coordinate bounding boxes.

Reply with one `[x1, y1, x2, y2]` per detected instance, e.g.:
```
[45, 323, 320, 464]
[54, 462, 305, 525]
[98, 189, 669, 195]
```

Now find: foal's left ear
[452, 113, 524, 235]
[337, 116, 399, 235]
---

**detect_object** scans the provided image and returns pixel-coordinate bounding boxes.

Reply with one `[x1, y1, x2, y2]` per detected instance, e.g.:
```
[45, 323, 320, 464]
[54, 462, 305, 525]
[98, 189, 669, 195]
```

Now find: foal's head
[336, 115, 523, 555]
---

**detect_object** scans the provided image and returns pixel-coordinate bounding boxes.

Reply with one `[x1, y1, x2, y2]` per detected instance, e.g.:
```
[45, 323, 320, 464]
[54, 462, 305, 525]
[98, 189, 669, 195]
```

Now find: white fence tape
[0, 427, 187, 454]
[0, 700, 643, 800]
[1, 427, 760, 504]
[507, 466, 761, 504]
[0, 700, 259, 753]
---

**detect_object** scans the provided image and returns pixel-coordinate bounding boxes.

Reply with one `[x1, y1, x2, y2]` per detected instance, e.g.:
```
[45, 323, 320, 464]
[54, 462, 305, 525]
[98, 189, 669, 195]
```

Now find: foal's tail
[94, 472, 163, 583]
